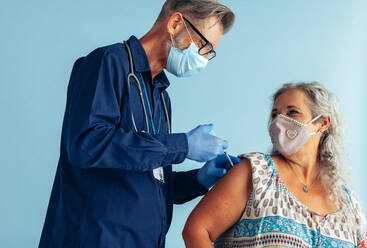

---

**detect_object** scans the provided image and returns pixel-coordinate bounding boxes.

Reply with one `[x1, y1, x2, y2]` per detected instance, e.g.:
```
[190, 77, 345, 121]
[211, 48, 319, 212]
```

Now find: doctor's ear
[166, 12, 185, 37]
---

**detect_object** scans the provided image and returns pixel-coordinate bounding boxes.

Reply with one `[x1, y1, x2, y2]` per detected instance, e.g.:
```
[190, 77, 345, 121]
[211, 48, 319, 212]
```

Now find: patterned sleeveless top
[214, 153, 367, 248]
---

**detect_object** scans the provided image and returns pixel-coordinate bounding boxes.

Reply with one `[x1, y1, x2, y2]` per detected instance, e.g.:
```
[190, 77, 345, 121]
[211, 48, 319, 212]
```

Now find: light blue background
[0, 0, 366, 247]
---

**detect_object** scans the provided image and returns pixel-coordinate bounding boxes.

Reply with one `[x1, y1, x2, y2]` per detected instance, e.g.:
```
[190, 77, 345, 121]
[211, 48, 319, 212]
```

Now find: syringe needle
[224, 151, 234, 167]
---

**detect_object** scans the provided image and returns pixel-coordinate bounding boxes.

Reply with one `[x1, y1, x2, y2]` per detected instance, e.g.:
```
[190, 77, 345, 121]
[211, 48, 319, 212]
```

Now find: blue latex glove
[197, 154, 241, 189]
[186, 124, 228, 162]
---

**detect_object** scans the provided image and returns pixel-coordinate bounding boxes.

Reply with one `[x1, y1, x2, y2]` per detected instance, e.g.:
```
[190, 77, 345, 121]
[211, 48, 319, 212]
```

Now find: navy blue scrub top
[39, 35, 208, 248]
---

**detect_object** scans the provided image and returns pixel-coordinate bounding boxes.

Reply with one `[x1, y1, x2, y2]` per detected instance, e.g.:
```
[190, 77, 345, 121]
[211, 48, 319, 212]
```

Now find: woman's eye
[288, 110, 299, 115]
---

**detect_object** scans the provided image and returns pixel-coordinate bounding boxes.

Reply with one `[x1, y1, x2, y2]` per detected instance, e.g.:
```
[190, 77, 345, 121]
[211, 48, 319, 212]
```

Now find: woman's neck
[282, 153, 320, 185]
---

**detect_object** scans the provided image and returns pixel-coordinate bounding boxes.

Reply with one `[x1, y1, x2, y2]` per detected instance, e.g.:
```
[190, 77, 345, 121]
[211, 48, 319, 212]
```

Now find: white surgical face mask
[166, 22, 208, 78]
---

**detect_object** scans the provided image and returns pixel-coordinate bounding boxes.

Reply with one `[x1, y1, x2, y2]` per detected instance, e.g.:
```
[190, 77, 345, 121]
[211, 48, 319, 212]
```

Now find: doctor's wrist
[158, 133, 188, 165]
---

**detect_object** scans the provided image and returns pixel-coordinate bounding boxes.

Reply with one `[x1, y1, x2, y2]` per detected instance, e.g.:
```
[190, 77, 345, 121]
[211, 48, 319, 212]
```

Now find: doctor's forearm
[153, 132, 188, 165]
[66, 126, 188, 171]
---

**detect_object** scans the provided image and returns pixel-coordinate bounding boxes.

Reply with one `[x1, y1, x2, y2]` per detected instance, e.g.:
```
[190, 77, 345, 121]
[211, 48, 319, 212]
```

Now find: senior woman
[183, 82, 367, 248]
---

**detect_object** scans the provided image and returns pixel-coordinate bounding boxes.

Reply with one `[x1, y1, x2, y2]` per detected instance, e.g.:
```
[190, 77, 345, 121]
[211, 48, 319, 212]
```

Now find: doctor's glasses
[183, 16, 216, 60]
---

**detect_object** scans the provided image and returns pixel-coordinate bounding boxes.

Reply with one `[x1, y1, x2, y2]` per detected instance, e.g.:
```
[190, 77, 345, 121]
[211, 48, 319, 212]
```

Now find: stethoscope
[124, 41, 171, 134]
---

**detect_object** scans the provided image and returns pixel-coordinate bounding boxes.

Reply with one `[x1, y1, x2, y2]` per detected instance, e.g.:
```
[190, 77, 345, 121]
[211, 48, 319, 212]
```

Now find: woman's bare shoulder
[219, 157, 253, 191]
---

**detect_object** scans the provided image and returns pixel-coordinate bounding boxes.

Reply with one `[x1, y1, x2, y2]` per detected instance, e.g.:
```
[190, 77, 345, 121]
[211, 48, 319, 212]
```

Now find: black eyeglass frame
[182, 16, 216, 60]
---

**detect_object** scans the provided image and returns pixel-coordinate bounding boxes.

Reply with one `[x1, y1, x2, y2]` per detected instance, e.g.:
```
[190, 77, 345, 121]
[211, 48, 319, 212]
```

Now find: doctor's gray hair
[156, 0, 235, 33]
[270, 82, 348, 208]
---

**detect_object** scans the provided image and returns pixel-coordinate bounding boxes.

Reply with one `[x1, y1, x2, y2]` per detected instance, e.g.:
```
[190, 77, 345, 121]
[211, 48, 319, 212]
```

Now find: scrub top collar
[126, 35, 170, 90]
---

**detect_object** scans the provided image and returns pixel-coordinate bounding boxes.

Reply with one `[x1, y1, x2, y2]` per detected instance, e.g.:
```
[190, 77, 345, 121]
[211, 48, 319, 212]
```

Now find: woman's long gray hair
[270, 82, 348, 208]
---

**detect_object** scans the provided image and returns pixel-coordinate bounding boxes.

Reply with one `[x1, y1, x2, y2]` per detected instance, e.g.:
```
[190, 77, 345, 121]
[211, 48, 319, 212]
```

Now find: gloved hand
[197, 154, 241, 189]
[213, 154, 241, 171]
[186, 124, 228, 162]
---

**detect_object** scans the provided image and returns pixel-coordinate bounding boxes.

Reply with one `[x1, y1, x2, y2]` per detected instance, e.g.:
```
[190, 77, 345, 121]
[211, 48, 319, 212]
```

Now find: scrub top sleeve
[154, 133, 188, 166]
[65, 50, 187, 171]
[173, 169, 208, 204]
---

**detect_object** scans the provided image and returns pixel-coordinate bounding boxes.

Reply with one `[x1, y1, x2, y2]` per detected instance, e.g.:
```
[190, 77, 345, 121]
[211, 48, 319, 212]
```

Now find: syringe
[224, 151, 234, 167]
[210, 130, 234, 167]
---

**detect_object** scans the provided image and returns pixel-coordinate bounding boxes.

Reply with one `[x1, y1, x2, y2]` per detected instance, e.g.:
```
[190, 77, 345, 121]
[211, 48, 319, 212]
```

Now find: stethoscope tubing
[124, 41, 171, 134]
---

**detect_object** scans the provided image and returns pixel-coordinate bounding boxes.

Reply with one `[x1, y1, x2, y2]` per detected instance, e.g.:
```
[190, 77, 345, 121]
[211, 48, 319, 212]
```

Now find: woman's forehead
[274, 89, 310, 109]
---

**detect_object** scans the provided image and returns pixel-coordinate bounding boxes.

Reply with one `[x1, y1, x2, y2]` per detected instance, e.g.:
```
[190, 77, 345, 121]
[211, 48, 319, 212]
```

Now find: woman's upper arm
[184, 158, 253, 241]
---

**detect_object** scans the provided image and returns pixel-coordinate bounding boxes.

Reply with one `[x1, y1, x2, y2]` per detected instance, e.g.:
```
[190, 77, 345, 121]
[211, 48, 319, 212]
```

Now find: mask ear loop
[169, 19, 194, 49]
[309, 114, 322, 124]
[182, 19, 195, 43]
[309, 114, 323, 135]
[170, 34, 176, 48]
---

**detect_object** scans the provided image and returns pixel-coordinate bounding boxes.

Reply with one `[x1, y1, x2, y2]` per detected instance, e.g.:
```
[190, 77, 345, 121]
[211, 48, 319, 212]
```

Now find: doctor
[39, 0, 238, 247]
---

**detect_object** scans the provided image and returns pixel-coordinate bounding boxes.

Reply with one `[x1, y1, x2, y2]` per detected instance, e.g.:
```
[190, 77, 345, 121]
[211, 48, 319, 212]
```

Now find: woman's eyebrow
[287, 105, 300, 110]
[272, 106, 301, 112]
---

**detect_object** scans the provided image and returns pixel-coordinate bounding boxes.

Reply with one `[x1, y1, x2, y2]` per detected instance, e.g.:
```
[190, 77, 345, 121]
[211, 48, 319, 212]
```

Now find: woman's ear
[166, 12, 184, 37]
[320, 116, 331, 133]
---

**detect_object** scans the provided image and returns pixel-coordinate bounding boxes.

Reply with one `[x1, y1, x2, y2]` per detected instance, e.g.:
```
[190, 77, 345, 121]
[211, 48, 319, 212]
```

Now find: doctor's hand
[213, 154, 241, 171]
[197, 154, 241, 189]
[186, 124, 228, 162]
